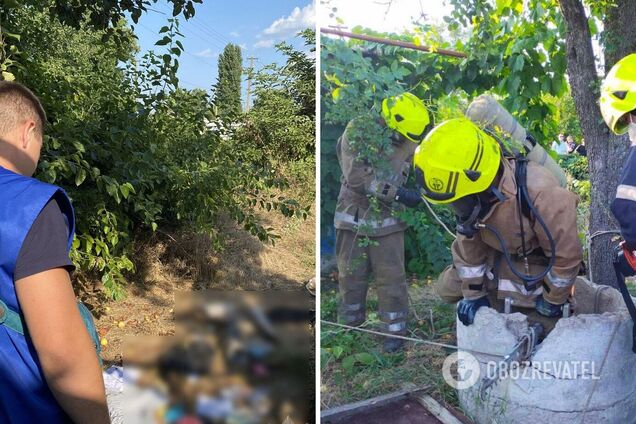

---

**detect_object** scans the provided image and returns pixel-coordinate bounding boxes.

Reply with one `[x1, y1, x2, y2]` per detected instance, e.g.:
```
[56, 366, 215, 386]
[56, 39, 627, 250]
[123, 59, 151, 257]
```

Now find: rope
[586, 230, 621, 284]
[578, 320, 621, 424]
[321, 319, 505, 359]
[422, 197, 456, 239]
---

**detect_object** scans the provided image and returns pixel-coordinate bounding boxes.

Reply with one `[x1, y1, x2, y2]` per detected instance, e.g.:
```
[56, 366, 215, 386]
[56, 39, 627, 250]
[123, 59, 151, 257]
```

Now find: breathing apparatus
[480, 153, 557, 291]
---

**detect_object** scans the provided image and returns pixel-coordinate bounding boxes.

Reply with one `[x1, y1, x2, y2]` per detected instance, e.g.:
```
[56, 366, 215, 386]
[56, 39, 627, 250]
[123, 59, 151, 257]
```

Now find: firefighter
[414, 118, 583, 325]
[334, 92, 429, 352]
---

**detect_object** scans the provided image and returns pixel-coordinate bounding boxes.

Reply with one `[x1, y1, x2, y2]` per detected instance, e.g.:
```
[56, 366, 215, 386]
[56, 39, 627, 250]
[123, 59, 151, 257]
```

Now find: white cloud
[239, 43, 247, 50]
[254, 39, 275, 49]
[264, 1, 315, 36]
[195, 48, 217, 58]
[230, 31, 240, 37]
[254, 1, 315, 49]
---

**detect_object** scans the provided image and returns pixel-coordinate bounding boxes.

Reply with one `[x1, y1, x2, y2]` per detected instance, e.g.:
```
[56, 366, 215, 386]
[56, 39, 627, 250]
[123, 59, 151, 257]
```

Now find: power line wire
[189, 19, 232, 46]
[154, 3, 232, 47]
[135, 22, 217, 68]
[179, 25, 226, 50]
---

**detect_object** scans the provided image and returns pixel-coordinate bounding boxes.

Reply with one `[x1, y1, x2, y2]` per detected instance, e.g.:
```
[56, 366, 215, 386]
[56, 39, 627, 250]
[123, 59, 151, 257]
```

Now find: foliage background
[213, 43, 243, 118]
[0, 1, 315, 299]
[321, 1, 572, 277]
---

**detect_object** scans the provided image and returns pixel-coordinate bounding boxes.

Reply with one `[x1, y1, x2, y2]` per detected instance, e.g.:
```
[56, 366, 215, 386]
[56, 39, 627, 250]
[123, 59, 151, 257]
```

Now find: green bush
[2, 5, 311, 298]
[559, 154, 589, 181]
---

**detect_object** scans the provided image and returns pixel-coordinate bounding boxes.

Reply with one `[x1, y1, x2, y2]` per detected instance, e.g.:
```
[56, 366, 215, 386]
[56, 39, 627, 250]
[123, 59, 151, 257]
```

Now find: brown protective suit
[435, 158, 583, 308]
[334, 120, 417, 335]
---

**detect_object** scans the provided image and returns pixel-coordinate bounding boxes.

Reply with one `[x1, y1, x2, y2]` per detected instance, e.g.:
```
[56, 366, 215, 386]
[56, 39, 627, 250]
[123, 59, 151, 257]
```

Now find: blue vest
[0, 166, 75, 423]
[612, 146, 636, 248]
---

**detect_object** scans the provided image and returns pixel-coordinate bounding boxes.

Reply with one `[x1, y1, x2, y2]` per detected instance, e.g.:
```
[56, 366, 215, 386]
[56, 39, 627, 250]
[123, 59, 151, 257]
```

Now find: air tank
[465, 94, 567, 188]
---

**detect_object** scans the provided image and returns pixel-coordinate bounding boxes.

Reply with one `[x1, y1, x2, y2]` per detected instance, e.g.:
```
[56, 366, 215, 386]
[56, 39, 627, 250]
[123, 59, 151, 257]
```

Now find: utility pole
[245, 56, 257, 112]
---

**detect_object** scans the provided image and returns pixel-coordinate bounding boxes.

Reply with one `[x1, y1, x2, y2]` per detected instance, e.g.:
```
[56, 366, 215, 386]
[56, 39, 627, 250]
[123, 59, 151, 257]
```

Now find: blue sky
[131, 0, 315, 100]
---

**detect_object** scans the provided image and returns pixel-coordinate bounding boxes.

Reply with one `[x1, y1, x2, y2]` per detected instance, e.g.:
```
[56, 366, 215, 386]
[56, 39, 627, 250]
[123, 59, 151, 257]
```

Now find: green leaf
[4, 32, 20, 41]
[324, 73, 344, 87]
[155, 36, 171, 46]
[75, 168, 86, 186]
[332, 346, 344, 359]
[355, 352, 375, 365]
[513, 55, 524, 72]
[332, 87, 342, 101]
[120, 183, 132, 199]
[1, 72, 15, 81]
[588, 18, 598, 36]
[496, 0, 511, 13]
[342, 355, 356, 370]
[1, 0, 20, 8]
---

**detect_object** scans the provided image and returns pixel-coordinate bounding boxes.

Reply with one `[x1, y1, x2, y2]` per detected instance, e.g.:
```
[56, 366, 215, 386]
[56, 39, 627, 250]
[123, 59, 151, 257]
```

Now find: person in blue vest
[0, 81, 110, 423]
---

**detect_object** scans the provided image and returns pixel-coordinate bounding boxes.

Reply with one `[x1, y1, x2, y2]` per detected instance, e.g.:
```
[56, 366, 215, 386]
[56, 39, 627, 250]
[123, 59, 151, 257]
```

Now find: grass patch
[320, 279, 460, 410]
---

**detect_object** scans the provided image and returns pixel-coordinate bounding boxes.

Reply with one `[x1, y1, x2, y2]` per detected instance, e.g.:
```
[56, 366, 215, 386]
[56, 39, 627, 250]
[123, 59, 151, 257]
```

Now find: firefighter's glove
[615, 243, 636, 278]
[535, 296, 563, 318]
[395, 187, 423, 208]
[457, 296, 490, 326]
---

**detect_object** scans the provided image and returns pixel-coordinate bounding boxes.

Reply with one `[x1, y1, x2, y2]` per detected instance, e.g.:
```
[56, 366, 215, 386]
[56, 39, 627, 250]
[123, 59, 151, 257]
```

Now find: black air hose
[478, 169, 557, 286]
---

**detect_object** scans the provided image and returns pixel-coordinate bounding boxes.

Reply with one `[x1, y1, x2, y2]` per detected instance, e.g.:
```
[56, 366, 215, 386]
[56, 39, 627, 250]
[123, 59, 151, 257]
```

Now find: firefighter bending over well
[414, 118, 583, 325]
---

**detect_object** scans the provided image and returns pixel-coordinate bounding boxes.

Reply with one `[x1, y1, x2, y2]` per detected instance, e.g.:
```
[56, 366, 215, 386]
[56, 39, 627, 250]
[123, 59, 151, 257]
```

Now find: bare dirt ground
[95, 207, 316, 365]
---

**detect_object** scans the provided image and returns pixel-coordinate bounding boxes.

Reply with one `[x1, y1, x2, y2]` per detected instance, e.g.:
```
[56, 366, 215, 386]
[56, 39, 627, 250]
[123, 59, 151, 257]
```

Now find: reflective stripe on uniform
[342, 303, 363, 312]
[616, 184, 636, 202]
[498, 279, 543, 296]
[546, 271, 576, 288]
[456, 263, 487, 279]
[334, 211, 400, 229]
[379, 311, 408, 321]
[385, 322, 406, 333]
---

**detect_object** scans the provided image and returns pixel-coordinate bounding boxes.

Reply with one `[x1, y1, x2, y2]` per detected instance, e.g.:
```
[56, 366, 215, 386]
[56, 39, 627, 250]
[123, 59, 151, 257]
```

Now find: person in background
[551, 133, 568, 156]
[574, 138, 587, 157]
[0, 81, 109, 423]
[566, 135, 576, 154]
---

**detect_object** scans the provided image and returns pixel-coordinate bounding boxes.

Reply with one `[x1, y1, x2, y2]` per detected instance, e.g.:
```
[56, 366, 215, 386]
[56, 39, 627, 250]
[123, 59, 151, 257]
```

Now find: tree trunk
[559, 0, 636, 287]
[604, 0, 636, 72]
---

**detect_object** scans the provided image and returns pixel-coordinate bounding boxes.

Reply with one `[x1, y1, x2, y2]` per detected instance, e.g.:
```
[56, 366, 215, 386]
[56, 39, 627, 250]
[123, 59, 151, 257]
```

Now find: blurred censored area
[106, 291, 315, 424]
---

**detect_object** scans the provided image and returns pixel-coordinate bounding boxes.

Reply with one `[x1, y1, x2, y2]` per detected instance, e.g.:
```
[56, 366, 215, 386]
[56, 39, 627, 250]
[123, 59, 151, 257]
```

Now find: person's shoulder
[0, 167, 60, 192]
[0, 168, 71, 213]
